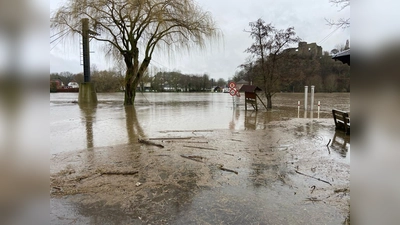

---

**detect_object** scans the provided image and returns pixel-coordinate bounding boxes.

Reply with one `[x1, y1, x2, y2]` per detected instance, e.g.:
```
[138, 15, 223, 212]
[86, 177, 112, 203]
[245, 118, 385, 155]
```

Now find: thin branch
[218, 165, 238, 174]
[295, 170, 332, 186]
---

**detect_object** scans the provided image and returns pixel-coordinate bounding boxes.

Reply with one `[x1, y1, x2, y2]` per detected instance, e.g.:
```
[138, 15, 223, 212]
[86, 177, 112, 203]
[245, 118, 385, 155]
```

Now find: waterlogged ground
[50, 92, 350, 224]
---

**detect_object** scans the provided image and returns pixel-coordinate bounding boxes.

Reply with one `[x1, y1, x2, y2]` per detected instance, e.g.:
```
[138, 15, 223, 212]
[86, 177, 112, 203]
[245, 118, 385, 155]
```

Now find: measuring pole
[82, 18, 90, 82]
[78, 18, 97, 104]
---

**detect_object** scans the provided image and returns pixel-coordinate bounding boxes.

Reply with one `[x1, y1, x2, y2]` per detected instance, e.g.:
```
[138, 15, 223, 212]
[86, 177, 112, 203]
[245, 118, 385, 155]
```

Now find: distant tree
[139, 68, 150, 92]
[50, 82, 58, 92]
[52, 0, 220, 105]
[244, 19, 300, 108]
[239, 58, 256, 85]
[190, 75, 203, 91]
[275, 54, 309, 92]
[202, 74, 210, 90]
[344, 39, 350, 50]
[50, 71, 75, 86]
[59, 71, 75, 84]
[330, 49, 339, 55]
[172, 72, 183, 91]
[216, 78, 226, 87]
[324, 74, 338, 92]
[183, 75, 192, 92]
[151, 72, 164, 91]
[232, 70, 246, 82]
[74, 73, 84, 84]
[91, 69, 122, 92]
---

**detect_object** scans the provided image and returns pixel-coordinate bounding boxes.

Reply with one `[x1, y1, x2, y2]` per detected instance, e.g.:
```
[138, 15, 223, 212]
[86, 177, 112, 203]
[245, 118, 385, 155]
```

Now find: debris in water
[149, 137, 192, 141]
[180, 155, 205, 163]
[295, 170, 332, 186]
[218, 165, 238, 174]
[100, 171, 138, 176]
[183, 145, 217, 151]
[138, 139, 164, 148]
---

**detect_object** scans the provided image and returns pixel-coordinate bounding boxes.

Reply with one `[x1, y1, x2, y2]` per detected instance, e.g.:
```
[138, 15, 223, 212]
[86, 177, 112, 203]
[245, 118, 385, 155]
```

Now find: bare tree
[239, 57, 255, 85]
[51, 0, 220, 105]
[245, 19, 300, 108]
[326, 0, 350, 28]
[216, 78, 226, 87]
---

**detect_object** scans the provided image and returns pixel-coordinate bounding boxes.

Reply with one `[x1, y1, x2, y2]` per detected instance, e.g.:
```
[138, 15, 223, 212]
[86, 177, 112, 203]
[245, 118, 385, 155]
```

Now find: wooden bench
[332, 109, 350, 135]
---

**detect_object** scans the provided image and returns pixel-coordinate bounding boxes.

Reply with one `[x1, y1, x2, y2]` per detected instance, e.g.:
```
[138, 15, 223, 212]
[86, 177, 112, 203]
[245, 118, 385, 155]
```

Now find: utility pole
[78, 18, 97, 104]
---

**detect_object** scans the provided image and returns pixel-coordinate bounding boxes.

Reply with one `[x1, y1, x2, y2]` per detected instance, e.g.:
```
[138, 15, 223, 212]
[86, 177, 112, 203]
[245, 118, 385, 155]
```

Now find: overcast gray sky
[50, 0, 350, 80]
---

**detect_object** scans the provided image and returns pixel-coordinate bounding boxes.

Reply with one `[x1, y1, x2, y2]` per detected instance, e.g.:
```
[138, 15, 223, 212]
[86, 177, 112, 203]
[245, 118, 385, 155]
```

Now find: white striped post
[297, 101, 300, 118]
[310, 85, 315, 111]
[317, 101, 321, 119]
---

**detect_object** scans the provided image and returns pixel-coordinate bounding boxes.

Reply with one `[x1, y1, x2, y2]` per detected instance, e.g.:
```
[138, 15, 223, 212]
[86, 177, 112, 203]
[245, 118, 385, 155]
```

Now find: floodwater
[50, 92, 349, 154]
[50, 92, 350, 225]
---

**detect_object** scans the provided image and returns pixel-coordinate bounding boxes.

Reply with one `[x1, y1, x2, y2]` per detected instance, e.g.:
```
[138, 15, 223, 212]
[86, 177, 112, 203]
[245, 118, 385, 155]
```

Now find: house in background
[68, 81, 79, 88]
[137, 82, 152, 92]
[236, 79, 250, 91]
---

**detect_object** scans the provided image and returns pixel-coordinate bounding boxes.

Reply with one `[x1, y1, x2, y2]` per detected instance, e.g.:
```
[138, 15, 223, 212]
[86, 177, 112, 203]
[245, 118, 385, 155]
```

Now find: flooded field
[50, 92, 350, 224]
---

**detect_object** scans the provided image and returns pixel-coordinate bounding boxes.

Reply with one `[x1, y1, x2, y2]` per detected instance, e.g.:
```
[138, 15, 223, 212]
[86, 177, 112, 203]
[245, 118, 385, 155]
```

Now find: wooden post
[256, 94, 268, 110]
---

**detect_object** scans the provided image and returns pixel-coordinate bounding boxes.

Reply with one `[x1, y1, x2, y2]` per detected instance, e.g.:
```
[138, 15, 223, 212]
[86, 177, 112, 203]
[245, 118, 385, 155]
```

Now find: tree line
[50, 69, 227, 93]
[148, 72, 226, 92]
[50, 69, 124, 93]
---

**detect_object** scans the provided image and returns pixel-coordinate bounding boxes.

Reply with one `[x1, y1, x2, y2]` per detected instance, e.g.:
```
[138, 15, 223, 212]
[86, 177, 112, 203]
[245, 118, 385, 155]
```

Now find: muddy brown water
[50, 92, 350, 224]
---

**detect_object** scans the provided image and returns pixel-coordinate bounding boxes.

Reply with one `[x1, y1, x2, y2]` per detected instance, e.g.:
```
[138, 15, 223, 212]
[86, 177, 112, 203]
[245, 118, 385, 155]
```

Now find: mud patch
[51, 118, 350, 224]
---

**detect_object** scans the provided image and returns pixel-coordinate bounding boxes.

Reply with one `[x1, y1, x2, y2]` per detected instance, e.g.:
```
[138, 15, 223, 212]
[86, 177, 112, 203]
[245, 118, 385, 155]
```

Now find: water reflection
[244, 110, 257, 130]
[243, 110, 289, 130]
[79, 104, 97, 149]
[124, 106, 145, 144]
[330, 131, 350, 158]
[229, 109, 241, 130]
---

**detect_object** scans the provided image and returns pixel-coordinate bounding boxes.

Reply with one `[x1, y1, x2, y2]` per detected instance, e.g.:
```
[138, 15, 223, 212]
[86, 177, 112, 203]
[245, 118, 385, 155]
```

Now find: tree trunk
[124, 85, 136, 105]
[123, 51, 134, 105]
[123, 47, 151, 105]
[124, 65, 136, 105]
[266, 94, 272, 109]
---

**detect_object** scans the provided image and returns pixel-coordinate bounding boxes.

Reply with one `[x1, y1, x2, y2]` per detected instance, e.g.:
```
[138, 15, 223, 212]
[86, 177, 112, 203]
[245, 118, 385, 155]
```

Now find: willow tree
[51, 0, 219, 105]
